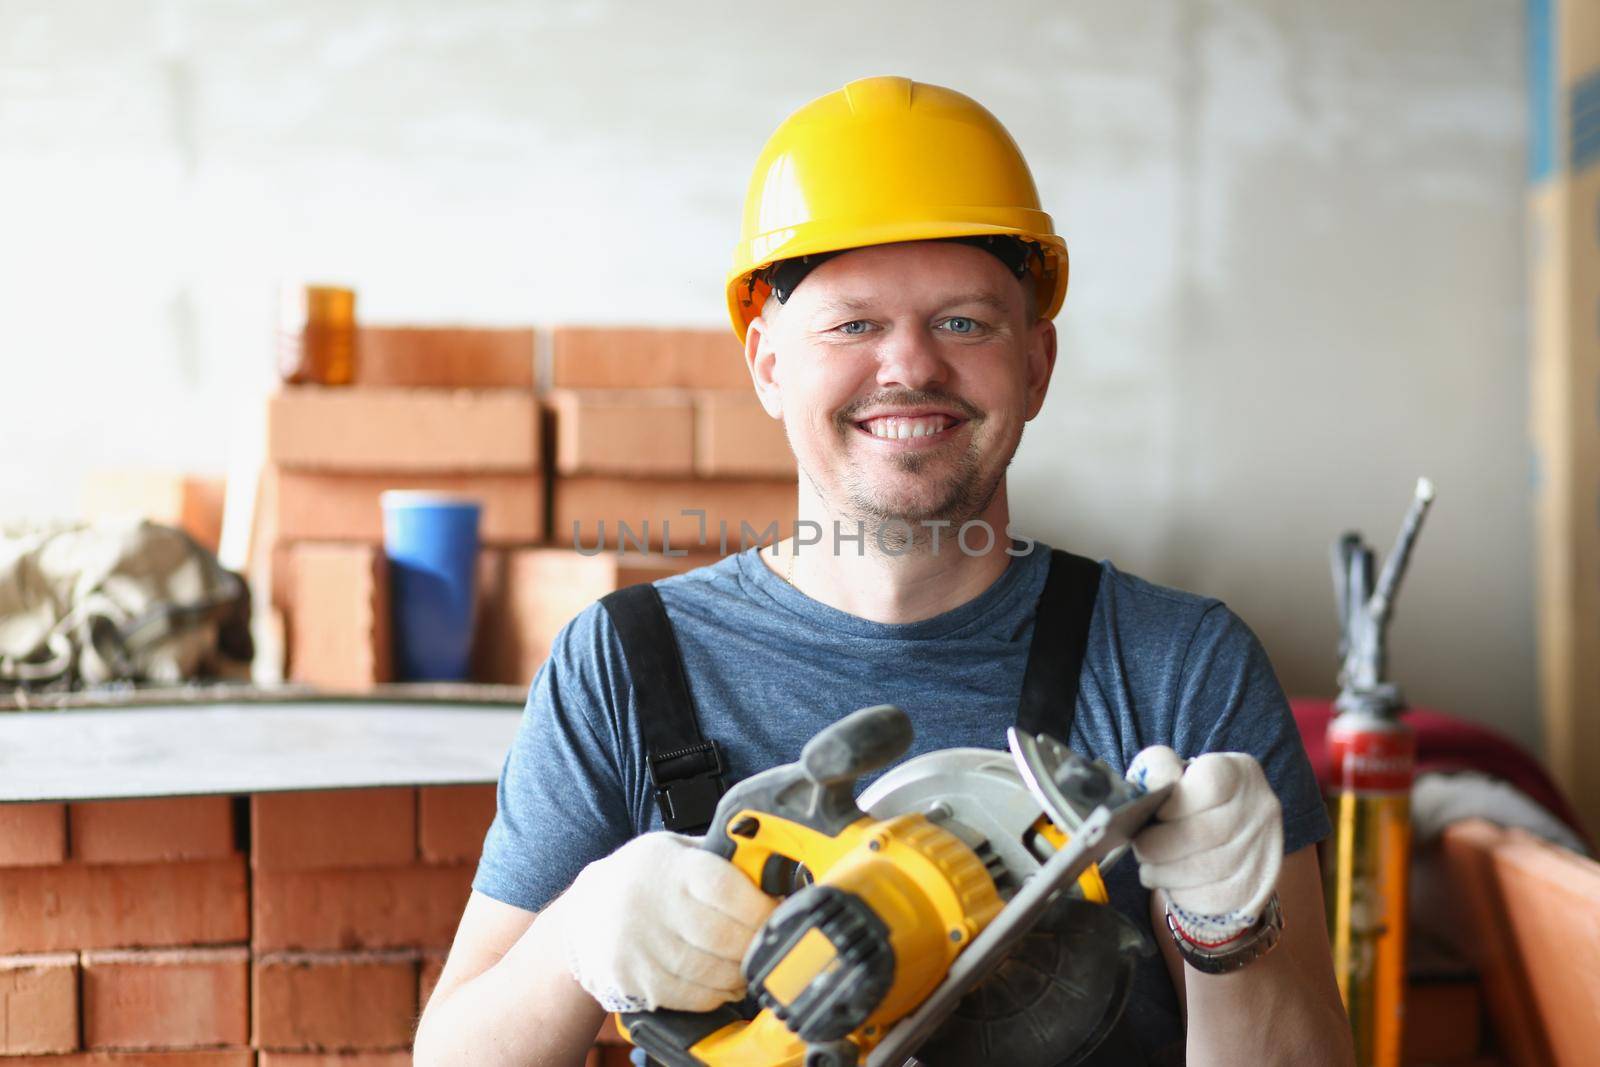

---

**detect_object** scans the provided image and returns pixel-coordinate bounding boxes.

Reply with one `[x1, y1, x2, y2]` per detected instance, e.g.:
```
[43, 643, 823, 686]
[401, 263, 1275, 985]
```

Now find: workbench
[0, 683, 525, 802]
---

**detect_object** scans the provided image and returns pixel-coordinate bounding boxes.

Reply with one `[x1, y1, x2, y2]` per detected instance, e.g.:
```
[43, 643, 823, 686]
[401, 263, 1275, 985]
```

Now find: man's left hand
[1126, 747, 1284, 945]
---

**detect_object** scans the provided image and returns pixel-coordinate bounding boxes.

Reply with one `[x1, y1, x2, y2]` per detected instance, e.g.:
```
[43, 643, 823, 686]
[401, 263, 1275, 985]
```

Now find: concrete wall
[0, 1, 1537, 747]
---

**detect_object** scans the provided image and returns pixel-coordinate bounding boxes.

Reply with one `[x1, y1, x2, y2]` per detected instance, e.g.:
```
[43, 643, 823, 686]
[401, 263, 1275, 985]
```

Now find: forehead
[794, 241, 1022, 311]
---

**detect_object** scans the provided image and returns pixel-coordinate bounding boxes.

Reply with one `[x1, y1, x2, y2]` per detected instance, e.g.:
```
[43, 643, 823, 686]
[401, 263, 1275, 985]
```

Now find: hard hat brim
[726, 221, 1069, 344]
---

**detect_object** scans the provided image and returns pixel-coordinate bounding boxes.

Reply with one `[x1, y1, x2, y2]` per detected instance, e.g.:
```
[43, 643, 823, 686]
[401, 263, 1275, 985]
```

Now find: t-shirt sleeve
[1171, 603, 1331, 854]
[471, 603, 639, 913]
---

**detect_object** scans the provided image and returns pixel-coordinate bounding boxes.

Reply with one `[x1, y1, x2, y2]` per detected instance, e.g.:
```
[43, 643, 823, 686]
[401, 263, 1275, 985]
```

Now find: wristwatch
[1163, 893, 1284, 975]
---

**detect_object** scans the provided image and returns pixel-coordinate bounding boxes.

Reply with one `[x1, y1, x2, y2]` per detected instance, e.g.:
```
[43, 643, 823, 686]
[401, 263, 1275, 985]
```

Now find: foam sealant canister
[1324, 707, 1414, 1067]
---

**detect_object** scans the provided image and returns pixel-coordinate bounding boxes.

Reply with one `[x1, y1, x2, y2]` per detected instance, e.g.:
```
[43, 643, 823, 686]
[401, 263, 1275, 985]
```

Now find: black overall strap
[601, 583, 726, 833]
[1016, 549, 1103, 743]
[1017, 550, 1151, 1067]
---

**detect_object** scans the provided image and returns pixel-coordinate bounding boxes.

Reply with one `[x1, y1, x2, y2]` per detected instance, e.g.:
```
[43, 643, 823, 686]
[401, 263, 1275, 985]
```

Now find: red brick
[0, 953, 78, 1053]
[285, 545, 391, 690]
[551, 477, 795, 553]
[81, 948, 249, 1050]
[252, 789, 416, 872]
[0, 858, 248, 954]
[694, 391, 794, 478]
[81, 472, 227, 553]
[253, 864, 474, 952]
[472, 546, 718, 684]
[268, 387, 540, 473]
[471, 548, 627, 686]
[0, 803, 68, 866]
[271, 470, 544, 544]
[550, 327, 750, 390]
[253, 952, 417, 1051]
[614, 551, 719, 588]
[548, 389, 695, 476]
[260, 1054, 413, 1067]
[0, 1054, 253, 1067]
[70, 797, 235, 864]
[417, 951, 446, 1011]
[354, 326, 535, 389]
[418, 786, 496, 865]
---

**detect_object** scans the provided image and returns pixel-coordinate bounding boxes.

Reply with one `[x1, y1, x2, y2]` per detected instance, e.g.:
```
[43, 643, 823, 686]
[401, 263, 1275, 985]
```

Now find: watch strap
[1164, 892, 1284, 975]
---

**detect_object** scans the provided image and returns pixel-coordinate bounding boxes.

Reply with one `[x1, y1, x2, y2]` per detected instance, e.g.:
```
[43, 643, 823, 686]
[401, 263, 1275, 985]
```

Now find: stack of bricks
[264, 325, 797, 690]
[264, 327, 544, 689]
[476, 327, 798, 687]
[545, 327, 795, 554]
[0, 784, 503, 1063]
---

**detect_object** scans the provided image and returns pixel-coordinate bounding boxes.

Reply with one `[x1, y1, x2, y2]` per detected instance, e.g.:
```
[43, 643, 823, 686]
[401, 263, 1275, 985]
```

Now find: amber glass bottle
[278, 284, 356, 385]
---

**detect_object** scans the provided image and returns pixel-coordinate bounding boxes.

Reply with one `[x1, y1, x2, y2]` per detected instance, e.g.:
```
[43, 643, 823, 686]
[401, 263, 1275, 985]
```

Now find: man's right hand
[556, 831, 777, 1013]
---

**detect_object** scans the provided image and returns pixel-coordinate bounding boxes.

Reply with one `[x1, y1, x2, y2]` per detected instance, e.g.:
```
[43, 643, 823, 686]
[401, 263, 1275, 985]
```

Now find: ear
[1022, 316, 1057, 421]
[745, 315, 784, 419]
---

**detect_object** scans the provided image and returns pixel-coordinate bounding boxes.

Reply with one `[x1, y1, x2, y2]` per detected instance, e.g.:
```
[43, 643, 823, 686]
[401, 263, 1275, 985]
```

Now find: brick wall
[0, 786, 637, 1062]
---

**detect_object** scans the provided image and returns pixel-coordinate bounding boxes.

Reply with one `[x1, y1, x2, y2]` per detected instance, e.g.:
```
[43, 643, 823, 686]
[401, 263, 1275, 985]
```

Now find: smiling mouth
[854, 413, 963, 441]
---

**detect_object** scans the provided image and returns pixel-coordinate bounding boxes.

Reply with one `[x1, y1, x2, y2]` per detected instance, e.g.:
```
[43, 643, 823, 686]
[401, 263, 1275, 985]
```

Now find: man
[414, 77, 1354, 1067]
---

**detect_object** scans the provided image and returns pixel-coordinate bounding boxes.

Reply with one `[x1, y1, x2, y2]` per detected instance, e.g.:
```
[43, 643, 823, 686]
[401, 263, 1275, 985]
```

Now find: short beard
[821, 388, 1006, 549]
[836, 438, 1005, 550]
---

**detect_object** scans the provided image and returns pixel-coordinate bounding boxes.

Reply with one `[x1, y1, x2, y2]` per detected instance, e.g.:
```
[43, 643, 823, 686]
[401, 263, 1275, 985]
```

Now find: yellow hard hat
[726, 76, 1068, 342]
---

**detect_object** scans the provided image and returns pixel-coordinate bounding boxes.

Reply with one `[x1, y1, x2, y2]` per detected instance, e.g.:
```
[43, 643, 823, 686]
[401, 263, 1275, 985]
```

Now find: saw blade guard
[857, 746, 1110, 903]
[857, 745, 1151, 1067]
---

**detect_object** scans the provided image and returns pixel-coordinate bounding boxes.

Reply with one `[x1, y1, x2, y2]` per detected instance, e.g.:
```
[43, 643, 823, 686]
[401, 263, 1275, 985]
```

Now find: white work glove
[557, 831, 777, 1013]
[1126, 747, 1283, 944]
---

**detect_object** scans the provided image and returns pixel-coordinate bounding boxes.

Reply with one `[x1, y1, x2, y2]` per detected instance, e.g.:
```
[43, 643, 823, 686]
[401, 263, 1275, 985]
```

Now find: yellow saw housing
[618, 805, 1107, 1066]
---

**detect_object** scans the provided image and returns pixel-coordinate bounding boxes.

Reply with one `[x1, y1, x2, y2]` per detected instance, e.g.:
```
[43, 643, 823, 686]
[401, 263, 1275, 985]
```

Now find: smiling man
[414, 78, 1354, 1067]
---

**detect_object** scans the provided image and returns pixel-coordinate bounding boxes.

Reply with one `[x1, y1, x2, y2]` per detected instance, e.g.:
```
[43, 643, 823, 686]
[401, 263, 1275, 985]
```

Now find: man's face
[747, 241, 1056, 529]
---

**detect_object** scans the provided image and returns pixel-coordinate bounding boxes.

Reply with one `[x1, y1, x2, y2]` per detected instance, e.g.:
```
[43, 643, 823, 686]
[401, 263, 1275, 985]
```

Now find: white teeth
[862, 415, 953, 439]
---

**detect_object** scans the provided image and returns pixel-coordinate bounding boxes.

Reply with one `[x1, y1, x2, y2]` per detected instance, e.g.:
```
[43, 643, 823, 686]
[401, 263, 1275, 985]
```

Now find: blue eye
[944, 317, 978, 334]
[838, 320, 871, 335]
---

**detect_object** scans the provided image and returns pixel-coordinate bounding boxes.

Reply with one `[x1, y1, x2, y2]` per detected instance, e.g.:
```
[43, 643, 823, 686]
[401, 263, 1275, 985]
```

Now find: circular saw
[617, 704, 1171, 1067]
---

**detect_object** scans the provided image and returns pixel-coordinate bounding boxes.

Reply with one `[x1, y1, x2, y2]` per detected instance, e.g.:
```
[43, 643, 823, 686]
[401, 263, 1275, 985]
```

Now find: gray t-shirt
[473, 544, 1330, 1061]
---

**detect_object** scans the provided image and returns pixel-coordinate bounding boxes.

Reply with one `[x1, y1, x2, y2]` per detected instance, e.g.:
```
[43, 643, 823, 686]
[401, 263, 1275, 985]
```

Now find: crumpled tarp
[0, 518, 252, 692]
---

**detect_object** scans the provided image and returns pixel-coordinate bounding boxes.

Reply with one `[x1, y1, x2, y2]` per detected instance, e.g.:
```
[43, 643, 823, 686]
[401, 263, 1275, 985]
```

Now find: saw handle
[800, 703, 914, 786]
[702, 704, 912, 863]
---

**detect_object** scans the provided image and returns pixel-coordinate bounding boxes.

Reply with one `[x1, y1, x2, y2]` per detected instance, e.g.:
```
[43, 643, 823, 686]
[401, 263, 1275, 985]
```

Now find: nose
[874, 325, 950, 392]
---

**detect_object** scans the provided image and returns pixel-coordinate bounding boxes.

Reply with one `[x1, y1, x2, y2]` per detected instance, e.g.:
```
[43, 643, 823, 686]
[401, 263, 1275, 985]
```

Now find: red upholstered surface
[1291, 699, 1590, 847]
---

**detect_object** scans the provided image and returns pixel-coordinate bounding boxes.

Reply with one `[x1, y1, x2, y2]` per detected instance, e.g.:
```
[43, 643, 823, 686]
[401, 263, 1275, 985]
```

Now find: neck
[762, 480, 1019, 624]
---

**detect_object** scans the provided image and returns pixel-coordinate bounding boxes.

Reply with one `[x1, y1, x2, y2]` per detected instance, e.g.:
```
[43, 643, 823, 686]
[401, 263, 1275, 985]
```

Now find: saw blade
[863, 781, 1171, 1067]
[1008, 727, 1145, 870]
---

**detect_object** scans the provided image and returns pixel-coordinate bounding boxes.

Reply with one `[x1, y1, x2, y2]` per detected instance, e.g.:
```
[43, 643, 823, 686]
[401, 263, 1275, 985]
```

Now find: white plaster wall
[0, 1, 1537, 747]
